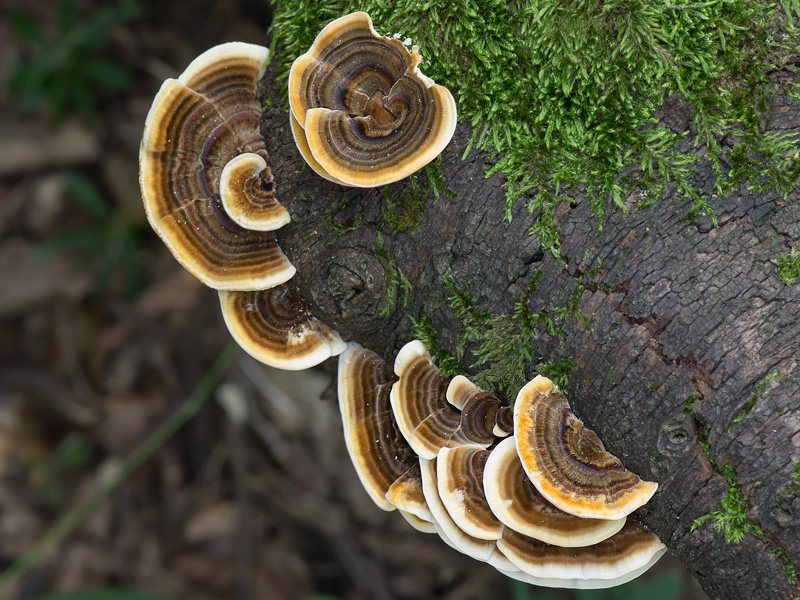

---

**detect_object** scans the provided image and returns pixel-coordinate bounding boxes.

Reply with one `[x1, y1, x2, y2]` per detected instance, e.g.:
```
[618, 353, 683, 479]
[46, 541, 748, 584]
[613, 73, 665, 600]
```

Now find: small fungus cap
[514, 376, 658, 520]
[496, 520, 666, 589]
[386, 464, 434, 523]
[483, 437, 625, 547]
[220, 285, 346, 371]
[446, 375, 507, 445]
[337, 343, 418, 511]
[288, 12, 457, 187]
[437, 445, 504, 541]
[391, 340, 475, 459]
[140, 42, 294, 290]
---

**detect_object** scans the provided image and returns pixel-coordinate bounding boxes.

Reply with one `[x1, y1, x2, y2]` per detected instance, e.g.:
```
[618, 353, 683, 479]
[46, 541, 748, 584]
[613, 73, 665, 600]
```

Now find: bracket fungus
[335, 338, 664, 588]
[337, 343, 433, 519]
[483, 437, 626, 547]
[437, 445, 504, 541]
[140, 42, 294, 291]
[219, 285, 346, 370]
[420, 456, 498, 562]
[514, 376, 658, 520]
[497, 520, 666, 589]
[288, 12, 457, 187]
[143, 36, 666, 592]
[140, 42, 345, 371]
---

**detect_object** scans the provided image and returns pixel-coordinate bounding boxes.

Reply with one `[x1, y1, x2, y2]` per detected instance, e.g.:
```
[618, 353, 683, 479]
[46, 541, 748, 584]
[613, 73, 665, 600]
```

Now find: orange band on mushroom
[483, 437, 626, 547]
[288, 12, 457, 187]
[514, 376, 658, 520]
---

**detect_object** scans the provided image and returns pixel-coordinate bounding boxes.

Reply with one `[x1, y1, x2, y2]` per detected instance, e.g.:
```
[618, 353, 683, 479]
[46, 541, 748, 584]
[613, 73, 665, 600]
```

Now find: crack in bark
[617, 303, 716, 399]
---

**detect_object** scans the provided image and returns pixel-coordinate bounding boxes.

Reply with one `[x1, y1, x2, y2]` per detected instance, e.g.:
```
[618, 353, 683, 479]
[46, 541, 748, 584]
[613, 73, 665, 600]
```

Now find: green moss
[409, 313, 461, 376]
[424, 267, 582, 396]
[536, 357, 575, 391]
[375, 232, 412, 317]
[691, 464, 758, 543]
[730, 370, 780, 428]
[790, 460, 800, 492]
[382, 158, 456, 234]
[686, 388, 800, 587]
[773, 248, 800, 286]
[272, 0, 800, 256]
[313, 196, 362, 246]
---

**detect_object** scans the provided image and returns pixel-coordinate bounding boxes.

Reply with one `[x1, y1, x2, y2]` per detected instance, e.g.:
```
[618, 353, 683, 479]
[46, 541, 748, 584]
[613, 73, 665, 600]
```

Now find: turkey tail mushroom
[139, 42, 345, 370]
[288, 12, 457, 187]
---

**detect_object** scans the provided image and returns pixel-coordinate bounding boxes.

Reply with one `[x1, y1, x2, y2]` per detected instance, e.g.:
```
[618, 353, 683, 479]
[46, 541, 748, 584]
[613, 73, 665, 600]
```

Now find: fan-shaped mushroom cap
[289, 111, 348, 185]
[385, 464, 434, 523]
[446, 375, 507, 445]
[437, 445, 503, 541]
[140, 42, 294, 290]
[496, 520, 666, 589]
[493, 406, 514, 437]
[391, 341, 475, 459]
[420, 457, 496, 562]
[514, 375, 658, 520]
[219, 153, 290, 231]
[220, 285, 345, 370]
[337, 343, 418, 511]
[483, 437, 625, 547]
[288, 12, 457, 187]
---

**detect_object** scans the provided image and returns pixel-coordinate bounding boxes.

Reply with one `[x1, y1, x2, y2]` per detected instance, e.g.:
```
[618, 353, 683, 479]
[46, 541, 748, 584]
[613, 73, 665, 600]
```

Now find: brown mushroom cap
[337, 342, 418, 511]
[514, 376, 658, 520]
[496, 520, 666, 589]
[437, 445, 504, 541]
[391, 340, 475, 459]
[220, 284, 345, 370]
[140, 42, 294, 290]
[446, 375, 506, 445]
[483, 437, 626, 547]
[219, 152, 289, 231]
[289, 111, 348, 185]
[385, 463, 434, 523]
[288, 12, 457, 187]
[493, 405, 514, 437]
[420, 457, 496, 562]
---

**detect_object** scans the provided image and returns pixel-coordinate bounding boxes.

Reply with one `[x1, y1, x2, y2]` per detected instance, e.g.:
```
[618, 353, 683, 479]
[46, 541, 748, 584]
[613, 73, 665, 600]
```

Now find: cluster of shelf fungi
[138, 12, 665, 589]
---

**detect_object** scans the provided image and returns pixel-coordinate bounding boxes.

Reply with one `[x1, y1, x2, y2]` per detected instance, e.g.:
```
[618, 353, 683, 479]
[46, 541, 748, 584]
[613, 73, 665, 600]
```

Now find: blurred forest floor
[0, 1, 710, 599]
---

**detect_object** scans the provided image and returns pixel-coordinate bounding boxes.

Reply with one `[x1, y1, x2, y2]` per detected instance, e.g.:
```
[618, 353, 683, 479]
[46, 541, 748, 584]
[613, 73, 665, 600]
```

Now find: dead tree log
[259, 70, 800, 599]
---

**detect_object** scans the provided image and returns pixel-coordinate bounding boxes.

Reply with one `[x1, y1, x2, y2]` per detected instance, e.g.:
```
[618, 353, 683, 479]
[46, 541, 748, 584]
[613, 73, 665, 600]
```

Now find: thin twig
[0, 341, 240, 595]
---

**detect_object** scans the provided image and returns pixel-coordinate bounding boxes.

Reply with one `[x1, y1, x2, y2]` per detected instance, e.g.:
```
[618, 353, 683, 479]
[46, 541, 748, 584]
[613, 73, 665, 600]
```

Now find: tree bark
[259, 69, 800, 599]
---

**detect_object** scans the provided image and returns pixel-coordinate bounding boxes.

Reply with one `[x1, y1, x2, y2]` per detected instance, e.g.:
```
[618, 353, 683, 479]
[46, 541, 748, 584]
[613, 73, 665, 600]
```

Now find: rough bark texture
[259, 69, 800, 599]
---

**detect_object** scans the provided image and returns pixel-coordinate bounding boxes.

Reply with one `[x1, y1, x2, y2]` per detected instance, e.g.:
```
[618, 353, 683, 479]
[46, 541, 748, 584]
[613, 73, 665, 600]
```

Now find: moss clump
[773, 248, 800, 286]
[421, 268, 581, 395]
[383, 158, 455, 234]
[375, 233, 412, 317]
[690, 463, 799, 585]
[686, 388, 799, 586]
[730, 370, 779, 428]
[692, 464, 759, 543]
[272, 0, 800, 256]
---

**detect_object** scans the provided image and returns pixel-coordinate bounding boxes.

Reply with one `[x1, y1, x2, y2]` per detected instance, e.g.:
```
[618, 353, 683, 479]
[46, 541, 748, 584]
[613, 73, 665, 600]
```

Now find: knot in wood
[308, 247, 386, 336]
[656, 417, 696, 457]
